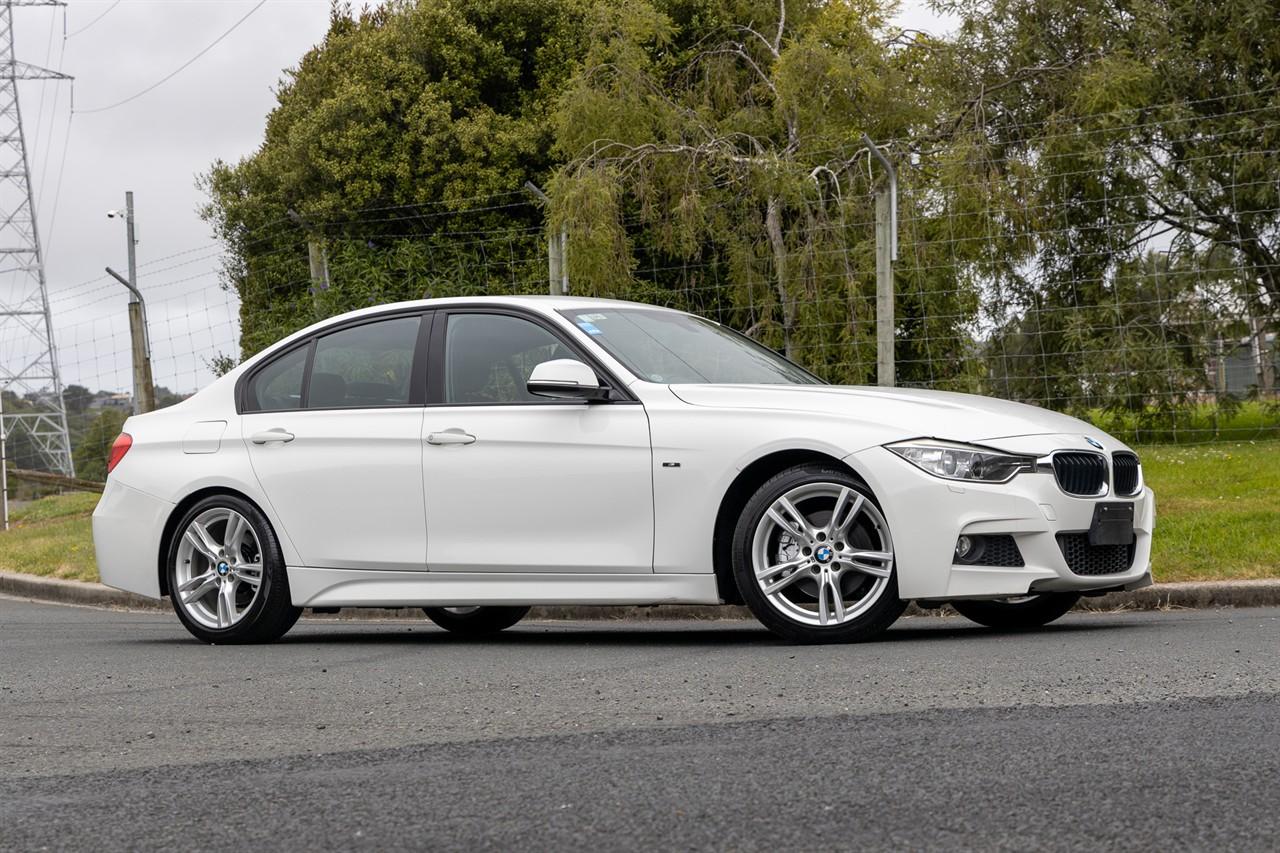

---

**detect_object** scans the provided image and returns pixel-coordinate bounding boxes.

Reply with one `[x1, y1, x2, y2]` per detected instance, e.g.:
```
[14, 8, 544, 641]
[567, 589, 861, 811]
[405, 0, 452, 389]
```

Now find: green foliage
[202, 0, 598, 356]
[552, 0, 979, 386]
[72, 410, 128, 483]
[200, 0, 1277, 428]
[935, 0, 1280, 407]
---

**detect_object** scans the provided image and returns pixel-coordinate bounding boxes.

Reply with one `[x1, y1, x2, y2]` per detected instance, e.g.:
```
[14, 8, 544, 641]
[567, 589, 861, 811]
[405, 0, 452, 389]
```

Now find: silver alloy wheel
[443, 606, 481, 615]
[173, 507, 264, 630]
[751, 483, 894, 627]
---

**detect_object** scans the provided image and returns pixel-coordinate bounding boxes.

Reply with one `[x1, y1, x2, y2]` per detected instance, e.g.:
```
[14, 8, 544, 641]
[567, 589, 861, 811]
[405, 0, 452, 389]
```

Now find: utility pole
[106, 191, 155, 414]
[863, 135, 897, 388]
[524, 181, 568, 295]
[0, 0, 74, 475]
[286, 209, 331, 315]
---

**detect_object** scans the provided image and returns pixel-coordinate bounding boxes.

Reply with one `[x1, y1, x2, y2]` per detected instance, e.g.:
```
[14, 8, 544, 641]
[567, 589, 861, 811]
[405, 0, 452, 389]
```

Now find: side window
[246, 345, 307, 411]
[444, 313, 575, 404]
[307, 316, 421, 409]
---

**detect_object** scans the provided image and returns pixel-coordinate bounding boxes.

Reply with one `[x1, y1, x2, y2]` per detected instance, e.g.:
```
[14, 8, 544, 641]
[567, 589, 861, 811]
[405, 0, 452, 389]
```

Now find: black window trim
[237, 308, 433, 414]
[426, 305, 638, 407]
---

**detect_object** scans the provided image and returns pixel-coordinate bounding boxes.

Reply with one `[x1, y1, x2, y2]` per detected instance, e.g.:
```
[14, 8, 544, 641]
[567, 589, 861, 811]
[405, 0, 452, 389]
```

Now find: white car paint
[92, 295, 1153, 610]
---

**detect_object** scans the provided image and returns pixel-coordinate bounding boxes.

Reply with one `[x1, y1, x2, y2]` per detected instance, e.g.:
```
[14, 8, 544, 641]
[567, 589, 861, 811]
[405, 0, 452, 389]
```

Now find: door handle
[250, 428, 295, 445]
[426, 429, 476, 446]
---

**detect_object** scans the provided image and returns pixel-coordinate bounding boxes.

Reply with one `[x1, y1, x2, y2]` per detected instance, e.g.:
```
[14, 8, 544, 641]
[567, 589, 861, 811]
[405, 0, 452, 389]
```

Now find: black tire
[166, 494, 301, 644]
[731, 464, 906, 644]
[951, 593, 1081, 630]
[423, 606, 530, 635]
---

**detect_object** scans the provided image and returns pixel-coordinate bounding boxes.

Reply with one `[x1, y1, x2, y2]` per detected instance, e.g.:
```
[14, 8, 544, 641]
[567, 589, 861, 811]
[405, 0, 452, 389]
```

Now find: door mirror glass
[527, 359, 607, 401]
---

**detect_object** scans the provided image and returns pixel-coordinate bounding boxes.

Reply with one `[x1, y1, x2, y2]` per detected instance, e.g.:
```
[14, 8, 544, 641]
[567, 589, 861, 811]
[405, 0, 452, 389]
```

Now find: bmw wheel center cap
[216, 561, 231, 577]
[815, 545, 833, 564]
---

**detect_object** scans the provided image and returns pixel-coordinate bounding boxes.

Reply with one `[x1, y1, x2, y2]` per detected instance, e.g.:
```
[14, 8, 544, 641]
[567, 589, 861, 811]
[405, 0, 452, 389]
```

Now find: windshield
[559, 309, 823, 385]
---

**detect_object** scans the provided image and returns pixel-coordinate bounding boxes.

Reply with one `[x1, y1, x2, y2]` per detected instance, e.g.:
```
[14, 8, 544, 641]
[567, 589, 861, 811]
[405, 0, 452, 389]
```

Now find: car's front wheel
[423, 606, 530, 635]
[951, 593, 1080, 630]
[732, 464, 906, 644]
[166, 495, 301, 644]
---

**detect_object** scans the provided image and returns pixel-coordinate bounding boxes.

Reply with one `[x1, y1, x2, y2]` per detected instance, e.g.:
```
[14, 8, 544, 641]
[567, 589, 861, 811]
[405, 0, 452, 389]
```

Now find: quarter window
[245, 345, 307, 411]
[443, 313, 576, 404]
[307, 316, 421, 408]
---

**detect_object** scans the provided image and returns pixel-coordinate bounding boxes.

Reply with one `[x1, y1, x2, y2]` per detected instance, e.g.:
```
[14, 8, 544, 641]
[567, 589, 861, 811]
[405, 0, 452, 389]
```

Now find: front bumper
[847, 443, 1154, 601]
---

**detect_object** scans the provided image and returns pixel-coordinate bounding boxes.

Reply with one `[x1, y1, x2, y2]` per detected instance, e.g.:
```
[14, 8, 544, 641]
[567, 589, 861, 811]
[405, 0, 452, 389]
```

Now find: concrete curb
[2, 569, 1279, 620]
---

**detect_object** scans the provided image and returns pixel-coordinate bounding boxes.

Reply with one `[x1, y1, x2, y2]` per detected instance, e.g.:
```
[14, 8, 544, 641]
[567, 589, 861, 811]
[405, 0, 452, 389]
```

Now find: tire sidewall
[731, 464, 905, 644]
[166, 494, 297, 644]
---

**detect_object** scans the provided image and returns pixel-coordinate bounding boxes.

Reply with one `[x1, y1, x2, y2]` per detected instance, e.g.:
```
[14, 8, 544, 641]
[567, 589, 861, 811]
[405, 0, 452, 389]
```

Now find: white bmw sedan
[93, 296, 1153, 644]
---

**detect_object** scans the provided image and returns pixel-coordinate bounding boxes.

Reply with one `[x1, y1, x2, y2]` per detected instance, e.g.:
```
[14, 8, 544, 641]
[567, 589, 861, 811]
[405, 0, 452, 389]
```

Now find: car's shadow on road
[242, 615, 1148, 648]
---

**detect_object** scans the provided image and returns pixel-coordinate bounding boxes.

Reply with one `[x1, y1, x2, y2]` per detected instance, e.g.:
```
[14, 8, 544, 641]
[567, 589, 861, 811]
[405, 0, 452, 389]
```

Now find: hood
[667, 384, 1113, 449]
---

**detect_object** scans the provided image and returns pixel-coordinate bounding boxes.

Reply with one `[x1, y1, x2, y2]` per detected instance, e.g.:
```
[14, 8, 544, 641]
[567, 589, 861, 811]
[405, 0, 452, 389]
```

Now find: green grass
[1086, 401, 1280, 445]
[1139, 441, 1280, 582]
[0, 491, 100, 582]
[2, 444, 1277, 585]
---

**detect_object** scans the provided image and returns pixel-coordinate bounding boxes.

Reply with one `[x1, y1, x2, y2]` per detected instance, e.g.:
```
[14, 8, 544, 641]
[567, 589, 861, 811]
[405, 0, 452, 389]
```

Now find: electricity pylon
[0, 0, 73, 475]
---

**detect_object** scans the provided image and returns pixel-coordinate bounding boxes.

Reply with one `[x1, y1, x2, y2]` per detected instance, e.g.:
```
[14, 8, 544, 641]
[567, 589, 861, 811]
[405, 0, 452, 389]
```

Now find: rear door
[241, 312, 430, 571]
[421, 309, 654, 573]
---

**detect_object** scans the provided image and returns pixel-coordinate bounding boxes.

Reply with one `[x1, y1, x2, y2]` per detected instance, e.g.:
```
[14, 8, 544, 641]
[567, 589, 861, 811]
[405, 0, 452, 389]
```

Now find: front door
[242, 313, 428, 571]
[422, 310, 653, 573]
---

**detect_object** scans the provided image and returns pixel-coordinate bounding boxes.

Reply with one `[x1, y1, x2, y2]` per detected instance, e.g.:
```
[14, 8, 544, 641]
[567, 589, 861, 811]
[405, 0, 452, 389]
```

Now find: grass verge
[0, 491, 100, 582]
[1, 442, 1277, 585]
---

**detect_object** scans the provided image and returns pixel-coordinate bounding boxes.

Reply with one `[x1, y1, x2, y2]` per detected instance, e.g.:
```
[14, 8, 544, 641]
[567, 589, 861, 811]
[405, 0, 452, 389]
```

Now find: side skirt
[287, 568, 722, 608]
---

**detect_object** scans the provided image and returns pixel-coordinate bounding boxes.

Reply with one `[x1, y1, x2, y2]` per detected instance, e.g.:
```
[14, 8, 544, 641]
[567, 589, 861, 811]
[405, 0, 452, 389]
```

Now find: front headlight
[886, 439, 1035, 483]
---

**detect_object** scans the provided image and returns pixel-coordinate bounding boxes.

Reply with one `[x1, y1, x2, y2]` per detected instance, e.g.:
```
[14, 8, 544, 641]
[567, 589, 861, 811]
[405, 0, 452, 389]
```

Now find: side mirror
[527, 359, 609, 401]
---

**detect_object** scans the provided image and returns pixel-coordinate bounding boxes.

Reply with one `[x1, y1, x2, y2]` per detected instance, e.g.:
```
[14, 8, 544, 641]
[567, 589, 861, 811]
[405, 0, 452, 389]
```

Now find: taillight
[106, 432, 132, 474]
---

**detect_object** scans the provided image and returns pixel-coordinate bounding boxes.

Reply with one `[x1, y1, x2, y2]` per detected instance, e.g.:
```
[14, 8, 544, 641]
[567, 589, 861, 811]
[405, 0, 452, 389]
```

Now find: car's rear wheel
[732, 464, 906, 644]
[166, 495, 301, 644]
[423, 606, 530, 635]
[951, 593, 1080, 630]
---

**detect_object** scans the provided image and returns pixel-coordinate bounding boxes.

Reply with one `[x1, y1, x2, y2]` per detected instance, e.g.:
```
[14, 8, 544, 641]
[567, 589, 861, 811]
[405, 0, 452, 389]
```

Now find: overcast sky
[14, 0, 949, 395]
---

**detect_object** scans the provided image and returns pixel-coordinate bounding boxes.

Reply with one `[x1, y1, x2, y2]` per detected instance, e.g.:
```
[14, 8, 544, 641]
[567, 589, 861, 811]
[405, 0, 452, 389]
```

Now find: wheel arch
[157, 486, 276, 597]
[711, 449, 868, 604]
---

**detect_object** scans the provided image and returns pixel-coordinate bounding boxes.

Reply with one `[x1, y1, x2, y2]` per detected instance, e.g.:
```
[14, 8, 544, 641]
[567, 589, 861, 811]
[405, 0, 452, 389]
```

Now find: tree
[62, 385, 93, 416]
[72, 409, 128, 482]
[550, 0, 981, 385]
[202, 0, 602, 357]
[934, 0, 1280, 406]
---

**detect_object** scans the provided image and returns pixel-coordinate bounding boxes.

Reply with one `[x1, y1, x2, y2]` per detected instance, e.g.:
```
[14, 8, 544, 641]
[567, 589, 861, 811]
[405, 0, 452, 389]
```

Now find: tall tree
[202, 0, 600, 356]
[551, 0, 981, 386]
[936, 0, 1280, 407]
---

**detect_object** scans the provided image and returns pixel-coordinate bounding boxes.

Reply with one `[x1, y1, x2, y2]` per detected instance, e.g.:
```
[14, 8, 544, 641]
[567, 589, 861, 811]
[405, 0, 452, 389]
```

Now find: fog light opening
[954, 534, 986, 564]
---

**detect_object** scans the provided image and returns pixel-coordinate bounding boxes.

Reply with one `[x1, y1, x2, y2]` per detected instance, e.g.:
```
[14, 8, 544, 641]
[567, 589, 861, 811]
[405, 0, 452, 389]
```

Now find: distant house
[1212, 330, 1277, 398]
[88, 392, 133, 412]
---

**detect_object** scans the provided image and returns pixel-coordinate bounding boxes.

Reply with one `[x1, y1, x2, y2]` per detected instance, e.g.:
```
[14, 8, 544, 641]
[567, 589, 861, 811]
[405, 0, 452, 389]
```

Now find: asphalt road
[1, 597, 1277, 851]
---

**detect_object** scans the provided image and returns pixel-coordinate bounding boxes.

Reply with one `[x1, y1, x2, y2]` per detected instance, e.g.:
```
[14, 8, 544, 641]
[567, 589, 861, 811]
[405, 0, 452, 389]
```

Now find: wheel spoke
[818, 572, 845, 625]
[185, 521, 221, 563]
[761, 565, 810, 595]
[223, 513, 247, 558]
[236, 562, 263, 588]
[838, 549, 893, 578]
[216, 580, 236, 628]
[768, 496, 812, 540]
[756, 556, 808, 582]
[829, 489, 865, 536]
[178, 570, 219, 604]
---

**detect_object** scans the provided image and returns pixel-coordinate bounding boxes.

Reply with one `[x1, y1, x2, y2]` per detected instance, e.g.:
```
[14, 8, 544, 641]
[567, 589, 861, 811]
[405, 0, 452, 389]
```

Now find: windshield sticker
[576, 313, 607, 321]
[577, 321, 604, 335]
